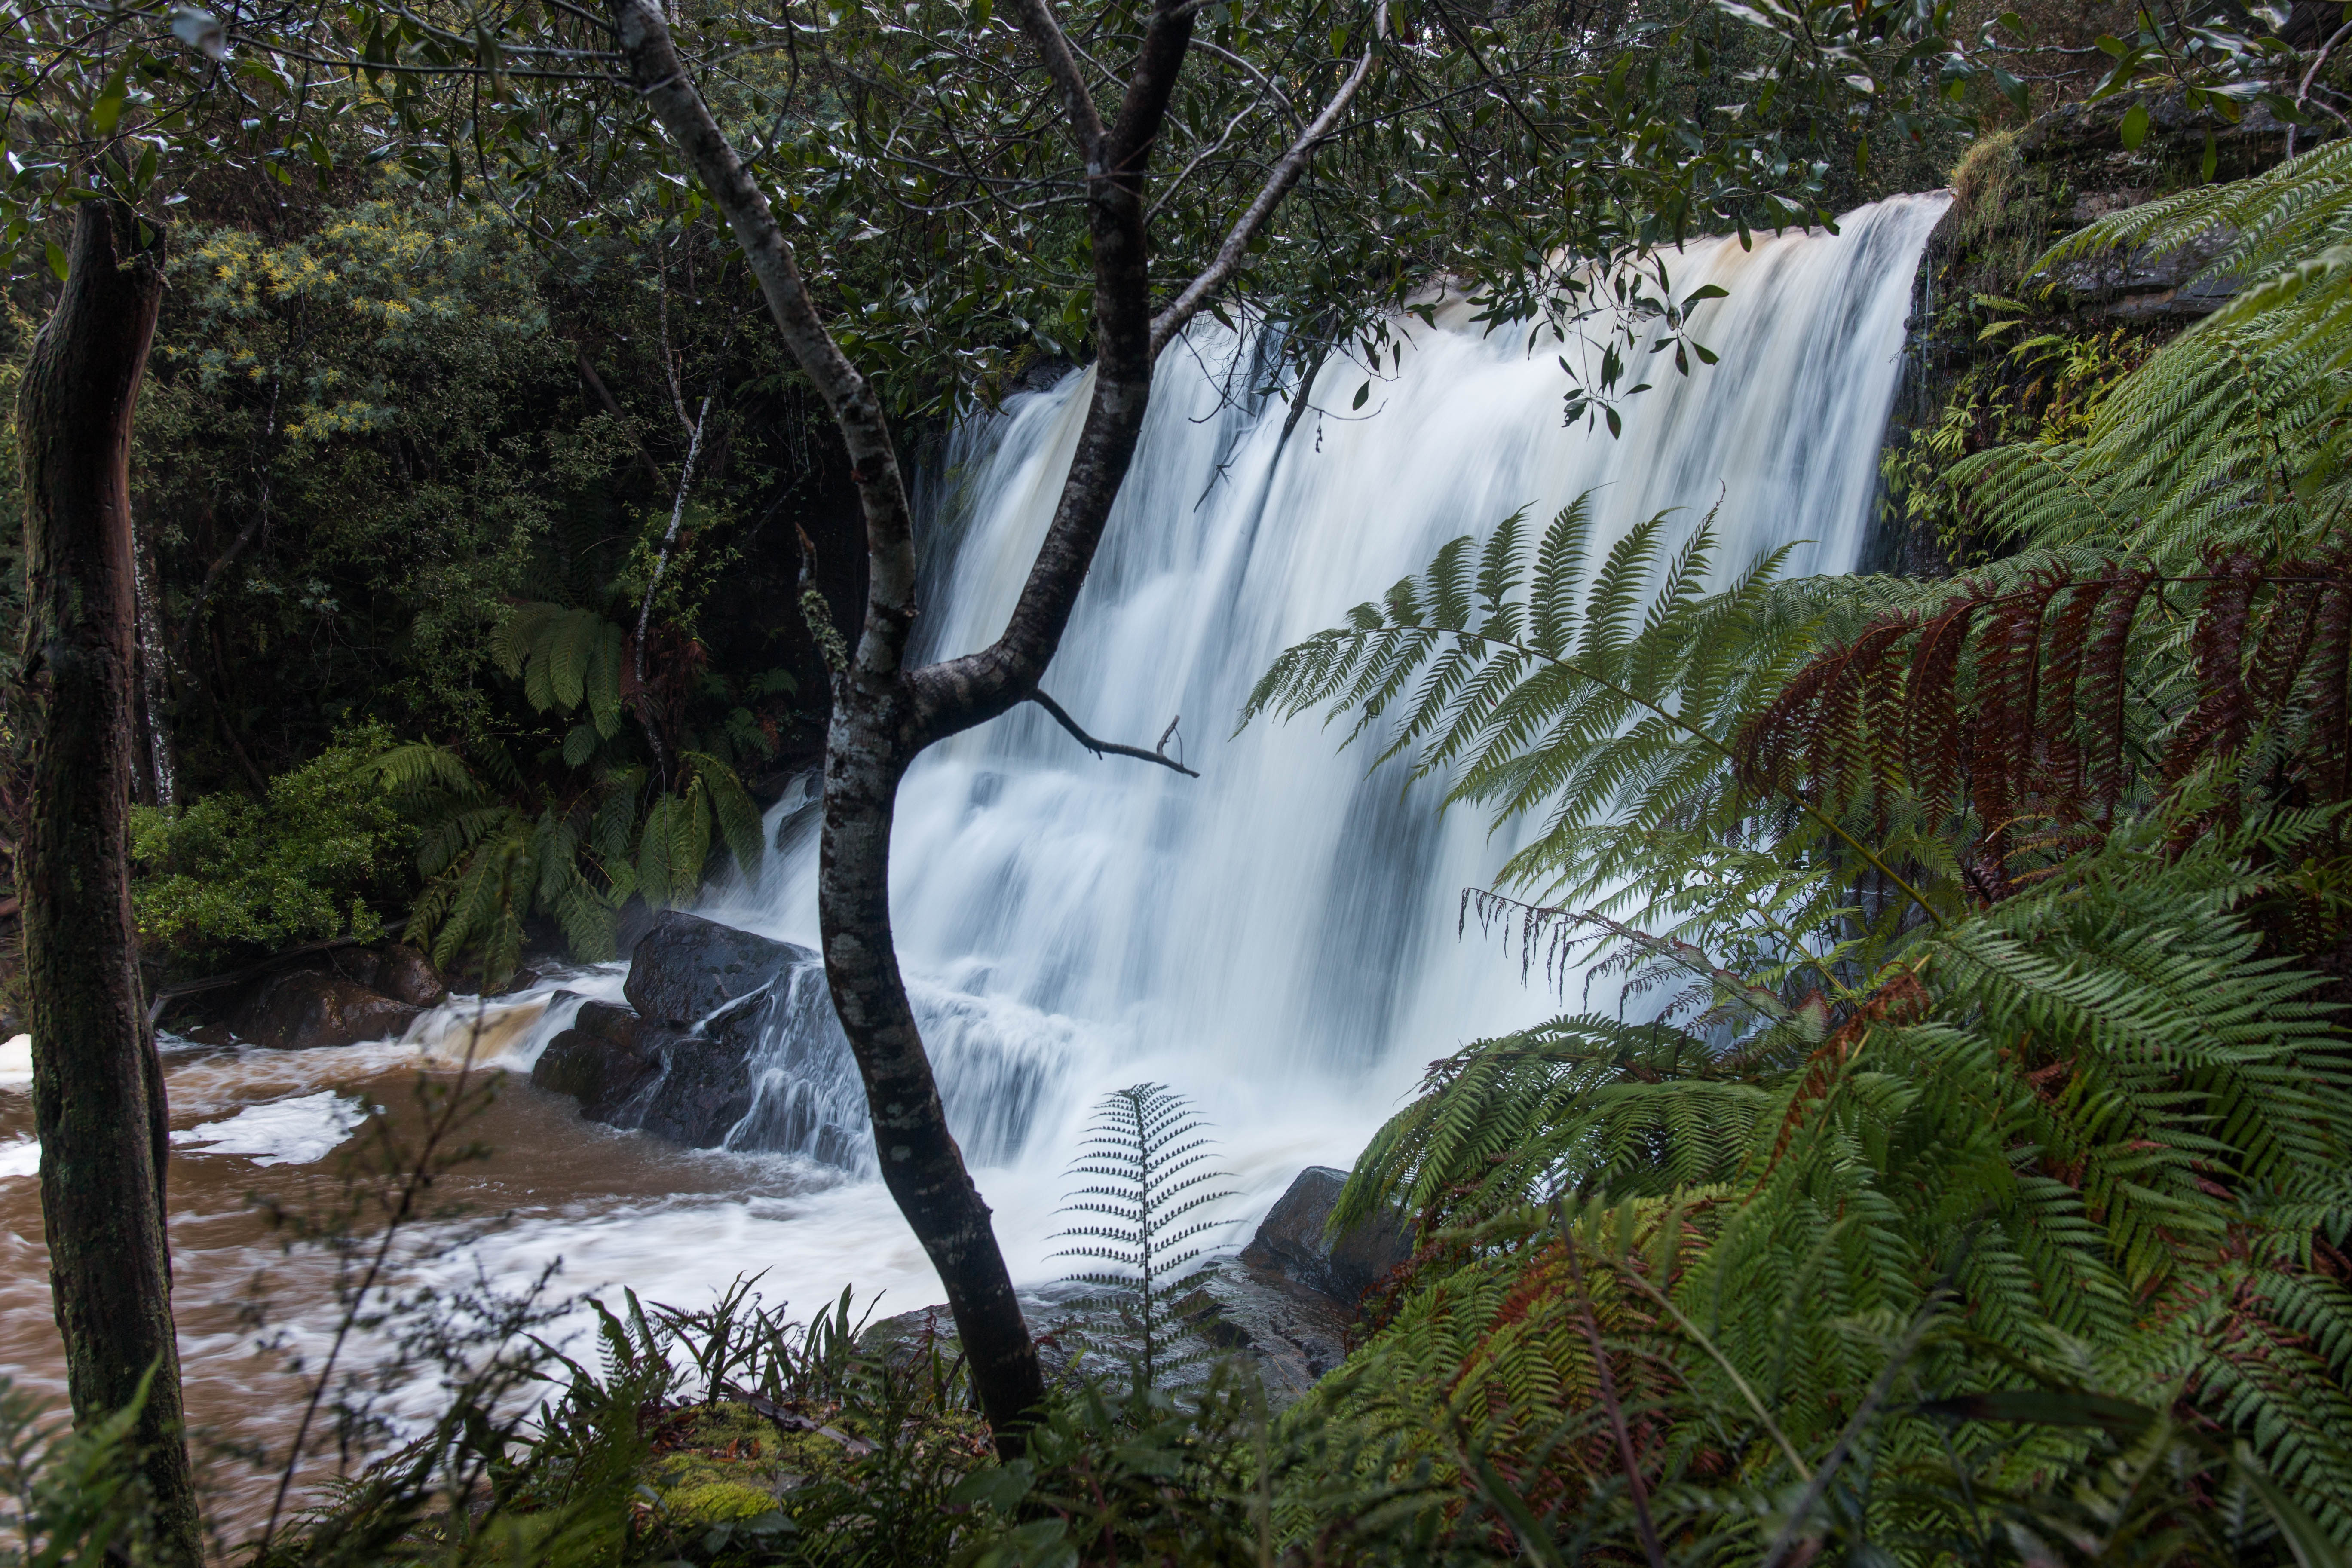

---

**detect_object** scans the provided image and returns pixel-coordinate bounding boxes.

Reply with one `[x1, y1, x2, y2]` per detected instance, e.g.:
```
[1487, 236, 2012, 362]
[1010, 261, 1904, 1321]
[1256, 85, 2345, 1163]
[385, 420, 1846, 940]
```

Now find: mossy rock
[661, 1479, 781, 1525]
[645, 1402, 798, 1526]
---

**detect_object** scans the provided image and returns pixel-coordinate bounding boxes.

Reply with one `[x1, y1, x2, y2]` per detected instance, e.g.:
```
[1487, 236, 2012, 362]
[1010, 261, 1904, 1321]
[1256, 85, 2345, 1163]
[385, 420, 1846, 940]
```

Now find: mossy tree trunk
[15, 198, 201, 1562]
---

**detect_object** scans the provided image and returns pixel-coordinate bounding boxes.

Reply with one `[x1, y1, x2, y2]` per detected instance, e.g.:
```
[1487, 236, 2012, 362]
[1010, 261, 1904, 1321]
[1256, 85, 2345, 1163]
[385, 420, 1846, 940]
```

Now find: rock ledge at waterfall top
[532, 910, 817, 1148]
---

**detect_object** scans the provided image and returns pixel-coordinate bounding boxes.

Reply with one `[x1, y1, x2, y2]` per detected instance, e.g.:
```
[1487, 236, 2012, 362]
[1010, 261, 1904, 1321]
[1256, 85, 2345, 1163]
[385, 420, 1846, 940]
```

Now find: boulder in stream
[533, 912, 821, 1148]
[229, 966, 422, 1051]
[624, 911, 810, 1025]
[331, 943, 450, 1008]
[1240, 1166, 1413, 1306]
[531, 1001, 660, 1121]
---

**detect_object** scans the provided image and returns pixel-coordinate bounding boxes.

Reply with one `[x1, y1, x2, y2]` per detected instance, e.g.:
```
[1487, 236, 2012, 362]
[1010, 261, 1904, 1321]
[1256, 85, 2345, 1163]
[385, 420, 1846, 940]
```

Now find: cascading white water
[702, 190, 1953, 1204]
[0, 199, 1957, 1488]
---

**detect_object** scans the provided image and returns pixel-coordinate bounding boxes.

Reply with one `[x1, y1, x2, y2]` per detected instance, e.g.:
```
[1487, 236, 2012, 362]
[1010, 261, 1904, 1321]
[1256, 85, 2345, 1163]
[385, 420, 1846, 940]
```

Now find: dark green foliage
[0, 1372, 158, 1566]
[1245, 143, 2352, 1562]
[128, 724, 414, 973]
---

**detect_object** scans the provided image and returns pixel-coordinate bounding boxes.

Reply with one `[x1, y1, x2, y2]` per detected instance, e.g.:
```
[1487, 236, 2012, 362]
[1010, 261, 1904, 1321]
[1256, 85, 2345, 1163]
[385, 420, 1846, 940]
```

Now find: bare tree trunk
[612, 0, 1377, 1452]
[14, 199, 200, 1562]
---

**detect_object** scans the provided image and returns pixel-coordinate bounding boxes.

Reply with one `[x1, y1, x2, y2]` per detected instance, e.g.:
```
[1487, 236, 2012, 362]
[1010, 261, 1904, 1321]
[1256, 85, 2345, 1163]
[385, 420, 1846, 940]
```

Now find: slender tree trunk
[612, 0, 1375, 1452]
[14, 199, 200, 1561]
[817, 692, 1045, 1433]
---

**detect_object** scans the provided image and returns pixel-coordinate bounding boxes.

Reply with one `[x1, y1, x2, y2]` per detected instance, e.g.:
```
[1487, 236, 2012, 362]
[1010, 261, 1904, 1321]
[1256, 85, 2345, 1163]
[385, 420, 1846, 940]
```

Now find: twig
[1150, 0, 1386, 355]
[635, 382, 715, 783]
[1030, 691, 1199, 776]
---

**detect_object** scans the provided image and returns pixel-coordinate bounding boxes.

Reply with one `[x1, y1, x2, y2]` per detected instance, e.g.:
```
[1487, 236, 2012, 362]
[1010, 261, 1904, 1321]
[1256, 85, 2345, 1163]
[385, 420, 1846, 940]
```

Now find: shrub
[129, 723, 416, 972]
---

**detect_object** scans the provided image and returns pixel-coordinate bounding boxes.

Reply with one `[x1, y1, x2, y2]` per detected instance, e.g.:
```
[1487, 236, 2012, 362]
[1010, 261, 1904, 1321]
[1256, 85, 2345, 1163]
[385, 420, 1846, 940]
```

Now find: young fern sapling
[1053, 1084, 1237, 1391]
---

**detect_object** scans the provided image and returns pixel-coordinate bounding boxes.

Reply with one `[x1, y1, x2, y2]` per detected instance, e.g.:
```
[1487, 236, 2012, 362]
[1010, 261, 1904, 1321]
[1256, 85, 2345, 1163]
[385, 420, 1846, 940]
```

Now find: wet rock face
[230, 967, 422, 1051]
[530, 1001, 658, 1122]
[534, 913, 827, 1150]
[1239, 1166, 1413, 1307]
[862, 1259, 1355, 1408]
[1192, 1264, 1353, 1398]
[625, 911, 811, 1025]
[632, 1030, 755, 1146]
[328, 943, 450, 1009]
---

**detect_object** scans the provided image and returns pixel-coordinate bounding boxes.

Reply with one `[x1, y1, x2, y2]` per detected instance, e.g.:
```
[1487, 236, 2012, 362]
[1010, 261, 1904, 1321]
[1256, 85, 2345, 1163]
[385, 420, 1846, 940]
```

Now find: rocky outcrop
[625, 911, 805, 1025]
[533, 911, 821, 1149]
[229, 964, 423, 1050]
[1239, 1166, 1413, 1306]
[854, 1167, 1412, 1407]
[530, 1000, 659, 1121]
[631, 1032, 756, 1147]
[331, 943, 449, 1008]
[861, 1259, 1354, 1407]
[164, 941, 450, 1050]
[1191, 1264, 1353, 1397]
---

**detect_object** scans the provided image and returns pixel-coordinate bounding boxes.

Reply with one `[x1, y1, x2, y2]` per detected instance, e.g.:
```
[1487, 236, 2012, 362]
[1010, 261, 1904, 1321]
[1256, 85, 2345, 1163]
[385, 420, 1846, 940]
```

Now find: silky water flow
[0, 191, 1949, 1523]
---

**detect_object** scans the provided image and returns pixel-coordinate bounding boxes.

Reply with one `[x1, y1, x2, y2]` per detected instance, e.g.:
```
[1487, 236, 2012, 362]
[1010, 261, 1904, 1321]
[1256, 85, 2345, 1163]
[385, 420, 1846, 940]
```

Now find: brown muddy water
[0, 983, 940, 1542]
[0, 975, 1354, 1545]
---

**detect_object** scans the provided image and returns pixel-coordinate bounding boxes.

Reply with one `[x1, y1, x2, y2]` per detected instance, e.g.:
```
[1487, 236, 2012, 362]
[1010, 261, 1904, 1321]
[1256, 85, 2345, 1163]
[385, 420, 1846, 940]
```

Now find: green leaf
[2120, 102, 2150, 149]
[947, 1460, 1035, 1513]
[44, 239, 66, 282]
[636, 795, 676, 910]
[1352, 380, 1370, 409]
[91, 80, 128, 135]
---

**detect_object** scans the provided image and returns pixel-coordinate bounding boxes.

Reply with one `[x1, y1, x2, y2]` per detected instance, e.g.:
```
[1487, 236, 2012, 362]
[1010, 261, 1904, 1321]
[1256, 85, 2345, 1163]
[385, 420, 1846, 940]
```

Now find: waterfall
[706, 192, 1951, 1194]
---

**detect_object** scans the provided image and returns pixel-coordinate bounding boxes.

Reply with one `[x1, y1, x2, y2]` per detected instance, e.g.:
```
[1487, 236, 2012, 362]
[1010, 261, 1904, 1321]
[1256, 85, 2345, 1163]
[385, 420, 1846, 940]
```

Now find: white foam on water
[171, 1091, 371, 1167]
[0, 1139, 37, 1181]
[0, 1034, 30, 1089]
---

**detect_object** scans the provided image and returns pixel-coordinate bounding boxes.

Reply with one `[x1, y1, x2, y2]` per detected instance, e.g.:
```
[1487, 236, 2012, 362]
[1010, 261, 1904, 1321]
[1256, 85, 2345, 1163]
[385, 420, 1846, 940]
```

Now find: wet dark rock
[575, 998, 644, 1050]
[2042, 223, 2239, 318]
[624, 910, 809, 1025]
[530, 913, 852, 1156]
[230, 967, 422, 1050]
[531, 1000, 660, 1121]
[631, 1029, 755, 1146]
[1192, 1263, 1352, 1399]
[861, 1258, 1352, 1408]
[1240, 1166, 1412, 1307]
[325, 943, 448, 1008]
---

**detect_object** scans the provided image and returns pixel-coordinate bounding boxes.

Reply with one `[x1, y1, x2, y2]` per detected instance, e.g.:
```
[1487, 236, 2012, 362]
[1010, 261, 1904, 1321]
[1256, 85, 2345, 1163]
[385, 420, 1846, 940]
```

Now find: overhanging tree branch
[1151, 0, 1384, 358]
[1007, 0, 1108, 161]
[614, 0, 921, 680]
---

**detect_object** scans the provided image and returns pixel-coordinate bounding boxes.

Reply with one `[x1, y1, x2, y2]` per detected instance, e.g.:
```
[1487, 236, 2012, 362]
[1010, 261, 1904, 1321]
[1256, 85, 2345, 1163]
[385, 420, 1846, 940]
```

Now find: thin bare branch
[1005, 0, 1107, 164]
[1030, 690, 1200, 776]
[614, 0, 919, 678]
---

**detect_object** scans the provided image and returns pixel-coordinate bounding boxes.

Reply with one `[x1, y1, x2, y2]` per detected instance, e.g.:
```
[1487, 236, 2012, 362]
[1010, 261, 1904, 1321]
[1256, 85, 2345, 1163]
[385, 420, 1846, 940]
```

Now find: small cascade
[707, 192, 1953, 1176]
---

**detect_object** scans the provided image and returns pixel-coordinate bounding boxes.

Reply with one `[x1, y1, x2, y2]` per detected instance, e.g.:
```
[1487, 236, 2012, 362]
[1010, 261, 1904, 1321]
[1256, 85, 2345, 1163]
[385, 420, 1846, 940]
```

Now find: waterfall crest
[710, 192, 1953, 1176]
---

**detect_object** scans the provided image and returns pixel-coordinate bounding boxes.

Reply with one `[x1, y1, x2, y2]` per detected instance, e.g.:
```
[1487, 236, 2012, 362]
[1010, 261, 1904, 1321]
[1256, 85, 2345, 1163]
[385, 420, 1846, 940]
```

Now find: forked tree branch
[1151, 0, 1385, 358]
[1030, 690, 1200, 775]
